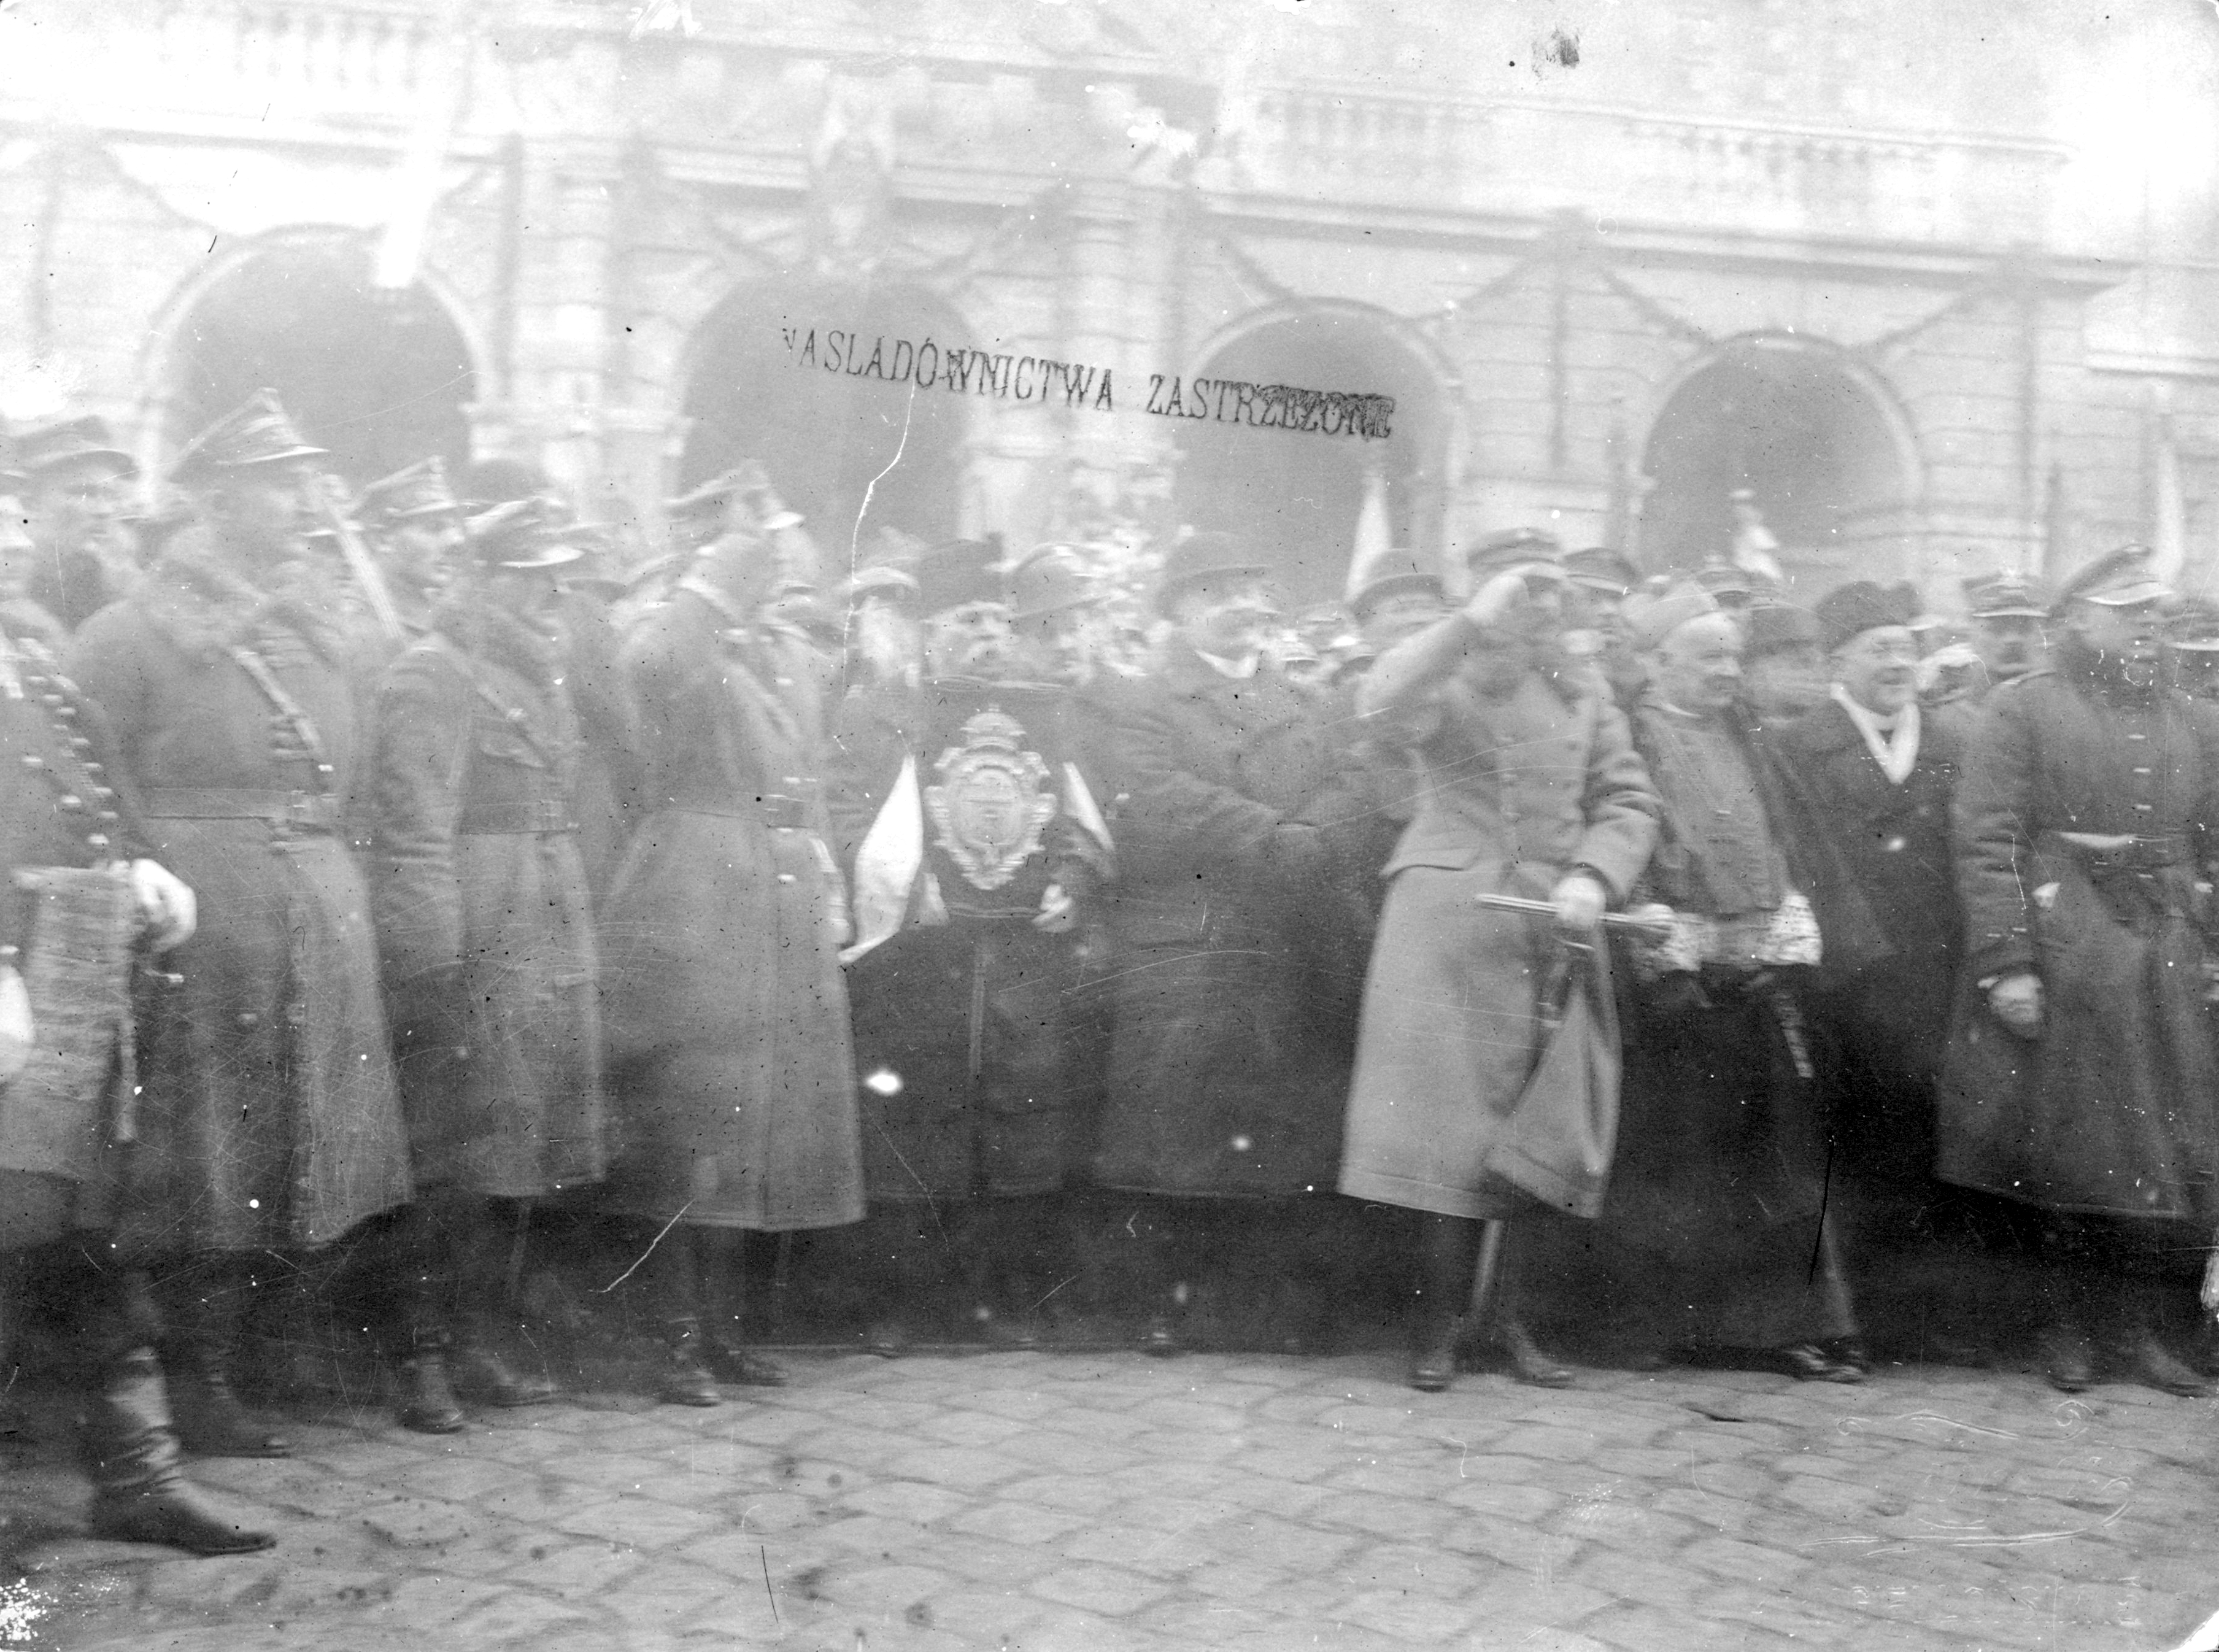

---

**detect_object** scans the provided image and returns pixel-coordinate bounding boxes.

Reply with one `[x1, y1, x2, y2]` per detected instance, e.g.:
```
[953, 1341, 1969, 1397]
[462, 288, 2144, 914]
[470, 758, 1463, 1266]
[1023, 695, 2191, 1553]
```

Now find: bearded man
[1939, 546, 2219, 1397]
[64, 390, 411, 1456]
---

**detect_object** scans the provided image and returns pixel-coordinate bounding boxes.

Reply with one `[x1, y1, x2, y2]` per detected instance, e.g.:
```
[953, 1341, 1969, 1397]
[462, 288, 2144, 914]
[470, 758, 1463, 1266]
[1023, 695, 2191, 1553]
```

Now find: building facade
[4, 0, 2217, 604]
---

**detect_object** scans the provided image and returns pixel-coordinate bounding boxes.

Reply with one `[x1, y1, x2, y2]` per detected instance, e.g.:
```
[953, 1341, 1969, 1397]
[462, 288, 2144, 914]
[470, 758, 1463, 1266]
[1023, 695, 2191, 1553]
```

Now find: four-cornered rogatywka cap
[2053, 544, 2172, 611]
[359, 456, 464, 523]
[169, 388, 327, 484]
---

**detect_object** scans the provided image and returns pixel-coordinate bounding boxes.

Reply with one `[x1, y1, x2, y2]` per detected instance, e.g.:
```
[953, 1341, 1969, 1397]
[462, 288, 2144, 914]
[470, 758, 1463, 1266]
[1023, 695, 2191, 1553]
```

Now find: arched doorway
[679, 279, 971, 550]
[161, 237, 476, 485]
[1639, 337, 1918, 592]
[1173, 307, 1448, 606]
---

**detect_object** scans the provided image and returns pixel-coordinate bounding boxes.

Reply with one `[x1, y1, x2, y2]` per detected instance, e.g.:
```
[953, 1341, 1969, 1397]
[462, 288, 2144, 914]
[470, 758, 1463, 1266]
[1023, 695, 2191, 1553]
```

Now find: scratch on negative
[600, 1202, 692, 1292]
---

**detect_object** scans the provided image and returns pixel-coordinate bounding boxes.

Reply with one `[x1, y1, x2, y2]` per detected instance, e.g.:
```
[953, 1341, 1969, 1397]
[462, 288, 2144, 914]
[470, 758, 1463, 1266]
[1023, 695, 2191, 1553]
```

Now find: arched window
[679, 278, 972, 550]
[158, 237, 476, 485]
[1640, 336, 1918, 589]
[1172, 307, 1448, 605]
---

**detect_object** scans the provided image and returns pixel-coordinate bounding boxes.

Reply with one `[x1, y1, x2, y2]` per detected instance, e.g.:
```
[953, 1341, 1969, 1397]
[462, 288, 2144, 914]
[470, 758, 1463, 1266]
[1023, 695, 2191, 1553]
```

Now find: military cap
[10, 412, 137, 481]
[1462, 528, 1565, 584]
[1009, 545, 1099, 622]
[1744, 602, 1822, 657]
[1624, 582, 1719, 651]
[1155, 530, 1270, 616]
[1562, 546, 1640, 597]
[1693, 558, 1756, 601]
[465, 498, 584, 570]
[842, 565, 920, 604]
[2164, 596, 2219, 652]
[359, 457, 463, 523]
[1961, 570, 2051, 620]
[1350, 550, 1448, 620]
[462, 457, 554, 511]
[1814, 581, 1920, 652]
[2054, 544, 2170, 611]
[916, 538, 1008, 617]
[170, 388, 326, 483]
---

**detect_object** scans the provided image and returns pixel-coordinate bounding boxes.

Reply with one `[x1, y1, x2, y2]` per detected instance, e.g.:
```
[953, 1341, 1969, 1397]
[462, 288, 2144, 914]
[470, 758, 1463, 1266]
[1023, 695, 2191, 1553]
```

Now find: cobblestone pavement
[7, 1349, 2217, 1651]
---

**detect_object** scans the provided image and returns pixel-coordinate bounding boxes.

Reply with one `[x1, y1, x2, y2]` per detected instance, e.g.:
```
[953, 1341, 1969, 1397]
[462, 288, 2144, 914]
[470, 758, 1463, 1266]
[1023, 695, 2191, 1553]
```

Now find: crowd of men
[4, 385, 2218, 1561]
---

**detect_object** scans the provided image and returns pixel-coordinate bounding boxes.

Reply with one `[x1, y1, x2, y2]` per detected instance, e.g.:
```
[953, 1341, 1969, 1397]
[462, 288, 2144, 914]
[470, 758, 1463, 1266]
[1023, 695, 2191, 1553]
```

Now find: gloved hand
[1987, 970, 2043, 1038]
[0, 963, 33, 1083]
[1548, 870, 1608, 935]
[1033, 881, 1078, 934]
[128, 859, 197, 952]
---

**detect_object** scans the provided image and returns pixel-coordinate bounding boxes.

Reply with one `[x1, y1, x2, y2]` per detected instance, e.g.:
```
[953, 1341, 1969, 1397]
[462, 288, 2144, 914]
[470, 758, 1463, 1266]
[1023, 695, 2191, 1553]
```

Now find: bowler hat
[10, 413, 137, 482]
[1350, 550, 1448, 620]
[1814, 581, 1919, 652]
[916, 538, 1008, 617]
[170, 389, 326, 483]
[1155, 531, 1270, 616]
[360, 457, 463, 523]
[2054, 544, 2171, 611]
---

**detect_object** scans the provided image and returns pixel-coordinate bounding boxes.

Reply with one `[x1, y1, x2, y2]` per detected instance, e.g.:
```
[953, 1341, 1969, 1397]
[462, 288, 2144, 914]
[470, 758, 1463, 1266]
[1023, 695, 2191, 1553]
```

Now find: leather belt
[457, 797, 577, 835]
[142, 788, 339, 833]
[2047, 830, 2184, 871]
[663, 793, 812, 830]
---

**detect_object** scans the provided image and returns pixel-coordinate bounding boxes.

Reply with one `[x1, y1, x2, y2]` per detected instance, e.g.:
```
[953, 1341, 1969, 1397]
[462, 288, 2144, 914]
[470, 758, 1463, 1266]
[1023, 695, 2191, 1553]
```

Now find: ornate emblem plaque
[924, 706, 1057, 890]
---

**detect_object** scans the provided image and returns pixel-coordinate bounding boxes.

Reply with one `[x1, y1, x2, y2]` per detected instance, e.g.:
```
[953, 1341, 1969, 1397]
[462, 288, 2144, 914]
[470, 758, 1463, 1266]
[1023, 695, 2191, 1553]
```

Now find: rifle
[311, 473, 405, 644]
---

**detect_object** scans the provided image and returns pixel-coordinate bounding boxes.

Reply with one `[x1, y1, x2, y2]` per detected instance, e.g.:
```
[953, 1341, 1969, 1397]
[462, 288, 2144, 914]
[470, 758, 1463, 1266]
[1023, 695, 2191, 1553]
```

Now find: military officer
[9, 412, 141, 632]
[0, 429, 269, 1553]
[369, 500, 608, 1431]
[358, 457, 468, 636]
[65, 390, 412, 1456]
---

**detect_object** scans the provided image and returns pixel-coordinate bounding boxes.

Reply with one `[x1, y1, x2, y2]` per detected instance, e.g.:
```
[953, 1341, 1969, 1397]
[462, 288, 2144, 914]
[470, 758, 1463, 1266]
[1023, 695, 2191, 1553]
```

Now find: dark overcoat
[369, 605, 607, 1200]
[1338, 657, 1659, 1221]
[596, 587, 864, 1230]
[64, 539, 411, 1253]
[1091, 647, 1373, 1198]
[1937, 662, 2219, 1221]
[828, 677, 1113, 1201]
[0, 601, 139, 1249]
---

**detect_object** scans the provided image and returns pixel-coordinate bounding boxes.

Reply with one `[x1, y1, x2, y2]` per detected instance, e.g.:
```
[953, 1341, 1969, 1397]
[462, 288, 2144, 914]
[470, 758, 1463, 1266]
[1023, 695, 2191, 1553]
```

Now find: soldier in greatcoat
[1091, 531, 1377, 1354]
[357, 456, 467, 639]
[1928, 572, 2050, 747]
[368, 500, 608, 1431]
[596, 477, 864, 1404]
[1939, 546, 2219, 1397]
[0, 436, 268, 1554]
[1340, 533, 1659, 1391]
[64, 390, 412, 1457]
[10, 413, 141, 632]
[829, 541, 1114, 1351]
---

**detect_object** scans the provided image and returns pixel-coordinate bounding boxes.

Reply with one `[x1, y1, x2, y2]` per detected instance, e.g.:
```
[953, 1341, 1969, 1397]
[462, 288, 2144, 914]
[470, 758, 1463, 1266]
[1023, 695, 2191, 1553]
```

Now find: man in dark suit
[1770, 582, 1971, 1363]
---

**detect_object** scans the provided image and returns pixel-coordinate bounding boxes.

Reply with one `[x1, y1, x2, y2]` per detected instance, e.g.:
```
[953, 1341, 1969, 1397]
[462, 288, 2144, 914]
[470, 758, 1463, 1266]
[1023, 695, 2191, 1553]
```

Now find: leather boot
[169, 1349, 290, 1458]
[657, 1319, 720, 1407]
[82, 1349, 274, 1556]
[2120, 1329, 2215, 1399]
[1491, 1317, 1575, 1389]
[2040, 1322, 2096, 1393]
[397, 1331, 466, 1435]
[702, 1335, 788, 1388]
[1408, 1304, 1457, 1394]
[449, 1341, 557, 1408]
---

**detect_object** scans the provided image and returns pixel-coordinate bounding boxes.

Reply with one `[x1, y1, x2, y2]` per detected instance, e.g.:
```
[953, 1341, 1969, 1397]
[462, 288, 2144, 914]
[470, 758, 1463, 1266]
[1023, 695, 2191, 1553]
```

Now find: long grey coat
[1938, 660, 2219, 1221]
[1338, 652, 1658, 1219]
[65, 539, 411, 1253]
[369, 607, 607, 1199]
[596, 590, 864, 1231]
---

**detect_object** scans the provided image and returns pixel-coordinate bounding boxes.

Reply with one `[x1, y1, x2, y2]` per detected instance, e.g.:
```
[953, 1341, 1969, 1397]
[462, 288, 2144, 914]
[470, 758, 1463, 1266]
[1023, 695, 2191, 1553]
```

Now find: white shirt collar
[1831, 684, 1920, 784]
